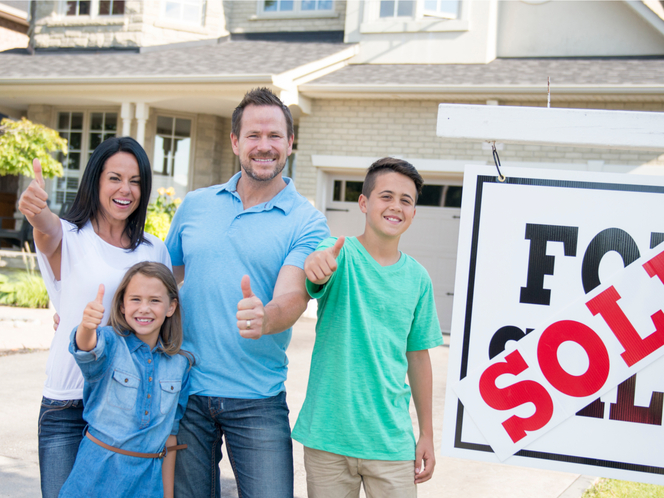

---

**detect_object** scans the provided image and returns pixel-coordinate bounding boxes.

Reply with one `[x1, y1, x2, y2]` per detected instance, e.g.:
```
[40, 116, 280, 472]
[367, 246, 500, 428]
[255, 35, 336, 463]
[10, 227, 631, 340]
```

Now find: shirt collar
[216, 172, 297, 215]
[124, 332, 145, 352]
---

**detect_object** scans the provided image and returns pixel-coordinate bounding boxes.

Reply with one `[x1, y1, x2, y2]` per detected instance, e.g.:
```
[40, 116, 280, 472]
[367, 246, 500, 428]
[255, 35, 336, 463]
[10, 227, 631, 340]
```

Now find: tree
[0, 118, 66, 178]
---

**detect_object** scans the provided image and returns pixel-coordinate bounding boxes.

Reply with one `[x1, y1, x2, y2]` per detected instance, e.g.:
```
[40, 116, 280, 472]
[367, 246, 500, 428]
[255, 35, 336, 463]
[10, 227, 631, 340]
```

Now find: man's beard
[240, 156, 287, 182]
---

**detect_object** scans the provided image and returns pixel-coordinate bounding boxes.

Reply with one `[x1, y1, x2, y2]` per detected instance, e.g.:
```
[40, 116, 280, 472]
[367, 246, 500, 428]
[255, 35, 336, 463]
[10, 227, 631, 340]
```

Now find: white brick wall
[295, 99, 664, 201]
[33, 0, 227, 49]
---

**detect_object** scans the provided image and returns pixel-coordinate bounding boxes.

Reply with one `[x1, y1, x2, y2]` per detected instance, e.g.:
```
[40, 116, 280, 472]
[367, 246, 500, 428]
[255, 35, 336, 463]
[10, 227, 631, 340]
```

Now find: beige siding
[295, 99, 664, 201]
[224, 0, 346, 33]
[192, 114, 230, 190]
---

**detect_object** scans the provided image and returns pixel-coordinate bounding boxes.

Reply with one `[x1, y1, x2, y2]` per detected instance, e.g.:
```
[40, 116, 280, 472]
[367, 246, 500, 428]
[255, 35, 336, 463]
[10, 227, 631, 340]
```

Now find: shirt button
[145, 411, 148, 415]
[124, 379, 128, 383]
[148, 359, 152, 364]
[171, 386, 174, 390]
[149, 377, 152, 382]
[147, 394, 151, 399]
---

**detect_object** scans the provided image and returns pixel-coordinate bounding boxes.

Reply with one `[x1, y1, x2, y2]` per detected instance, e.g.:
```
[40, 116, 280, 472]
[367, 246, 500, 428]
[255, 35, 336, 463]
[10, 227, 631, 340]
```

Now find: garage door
[324, 174, 462, 334]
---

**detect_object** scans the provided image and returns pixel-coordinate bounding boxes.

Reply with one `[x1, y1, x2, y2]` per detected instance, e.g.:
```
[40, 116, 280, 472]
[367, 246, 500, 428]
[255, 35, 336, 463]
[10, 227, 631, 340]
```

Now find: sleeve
[68, 326, 117, 382]
[164, 194, 189, 267]
[283, 209, 330, 270]
[406, 276, 444, 352]
[34, 218, 69, 311]
[305, 236, 340, 299]
[171, 364, 190, 435]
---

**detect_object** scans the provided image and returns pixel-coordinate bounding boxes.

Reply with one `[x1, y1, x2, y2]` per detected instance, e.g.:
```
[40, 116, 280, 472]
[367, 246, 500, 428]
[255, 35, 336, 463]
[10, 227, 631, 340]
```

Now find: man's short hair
[231, 87, 294, 139]
[362, 157, 424, 200]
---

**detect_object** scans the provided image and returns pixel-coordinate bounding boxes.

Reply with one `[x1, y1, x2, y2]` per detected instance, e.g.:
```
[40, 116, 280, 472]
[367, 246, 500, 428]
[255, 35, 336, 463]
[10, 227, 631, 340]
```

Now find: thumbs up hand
[76, 285, 105, 351]
[18, 159, 49, 219]
[237, 275, 265, 340]
[304, 236, 345, 286]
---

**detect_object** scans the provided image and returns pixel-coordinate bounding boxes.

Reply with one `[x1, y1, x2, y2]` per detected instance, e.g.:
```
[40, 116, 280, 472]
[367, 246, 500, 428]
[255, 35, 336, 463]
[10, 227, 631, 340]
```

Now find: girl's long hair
[109, 262, 194, 366]
[63, 136, 152, 251]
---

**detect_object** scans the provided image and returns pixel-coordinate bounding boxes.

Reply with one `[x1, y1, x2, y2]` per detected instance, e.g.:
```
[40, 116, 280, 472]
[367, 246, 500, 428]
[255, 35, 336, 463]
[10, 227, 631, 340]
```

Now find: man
[165, 88, 330, 498]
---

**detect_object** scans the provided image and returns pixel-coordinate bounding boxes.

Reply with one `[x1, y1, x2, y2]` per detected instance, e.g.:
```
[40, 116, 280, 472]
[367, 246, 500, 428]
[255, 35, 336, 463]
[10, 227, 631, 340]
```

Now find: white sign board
[442, 165, 664, 484]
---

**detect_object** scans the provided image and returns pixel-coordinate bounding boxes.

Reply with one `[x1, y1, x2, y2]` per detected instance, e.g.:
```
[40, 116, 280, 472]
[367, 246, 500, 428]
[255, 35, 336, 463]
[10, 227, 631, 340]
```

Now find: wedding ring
[246, 320, 252, 329]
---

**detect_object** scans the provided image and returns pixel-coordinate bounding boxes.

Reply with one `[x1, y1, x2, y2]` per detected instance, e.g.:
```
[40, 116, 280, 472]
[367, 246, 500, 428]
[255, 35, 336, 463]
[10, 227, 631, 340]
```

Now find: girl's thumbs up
[95, 284, 105, 304]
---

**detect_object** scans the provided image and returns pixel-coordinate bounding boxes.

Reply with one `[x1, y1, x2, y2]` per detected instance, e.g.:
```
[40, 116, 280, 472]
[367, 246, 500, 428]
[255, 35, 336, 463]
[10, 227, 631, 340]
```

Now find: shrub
[145, 187, 181, 241]
[0, 272, 49, 308]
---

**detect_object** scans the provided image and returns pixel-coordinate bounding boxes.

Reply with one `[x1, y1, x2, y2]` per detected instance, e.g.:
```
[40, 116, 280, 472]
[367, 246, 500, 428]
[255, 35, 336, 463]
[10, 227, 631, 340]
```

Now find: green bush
[0, 272, 49, 308]
[145, 187, 181, 241]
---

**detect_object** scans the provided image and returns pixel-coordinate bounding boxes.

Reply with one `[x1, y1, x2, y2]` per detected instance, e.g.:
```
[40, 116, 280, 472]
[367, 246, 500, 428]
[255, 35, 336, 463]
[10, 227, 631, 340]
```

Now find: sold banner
[441, 165, 664, 484]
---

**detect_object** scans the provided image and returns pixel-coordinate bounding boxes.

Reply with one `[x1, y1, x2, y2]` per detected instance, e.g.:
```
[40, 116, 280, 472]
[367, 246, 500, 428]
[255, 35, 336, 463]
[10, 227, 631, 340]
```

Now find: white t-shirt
[36, 219, 171, 400]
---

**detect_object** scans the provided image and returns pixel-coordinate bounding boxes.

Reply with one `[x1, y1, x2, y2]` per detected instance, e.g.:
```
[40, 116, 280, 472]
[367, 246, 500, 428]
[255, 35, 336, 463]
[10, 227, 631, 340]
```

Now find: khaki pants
[303, 446, 417, 498]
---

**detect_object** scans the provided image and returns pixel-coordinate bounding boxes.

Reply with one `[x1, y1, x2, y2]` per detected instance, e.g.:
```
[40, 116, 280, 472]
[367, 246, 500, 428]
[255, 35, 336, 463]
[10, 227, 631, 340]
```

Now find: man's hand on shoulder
[236, 275, 265, 340]
[304, 236, 345, 286]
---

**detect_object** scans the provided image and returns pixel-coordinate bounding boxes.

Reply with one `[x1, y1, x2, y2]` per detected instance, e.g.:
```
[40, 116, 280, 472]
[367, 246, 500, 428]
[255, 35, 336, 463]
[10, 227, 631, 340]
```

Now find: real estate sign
[442, 165, 664, 484]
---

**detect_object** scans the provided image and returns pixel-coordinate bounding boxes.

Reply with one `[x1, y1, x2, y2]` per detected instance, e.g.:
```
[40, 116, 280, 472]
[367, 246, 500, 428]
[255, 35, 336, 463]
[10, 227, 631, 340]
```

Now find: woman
[18, 137, 171, 498]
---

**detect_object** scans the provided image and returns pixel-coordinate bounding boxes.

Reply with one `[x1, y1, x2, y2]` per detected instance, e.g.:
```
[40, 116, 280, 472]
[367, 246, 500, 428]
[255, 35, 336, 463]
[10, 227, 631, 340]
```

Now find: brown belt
[86, 431, 187, 459]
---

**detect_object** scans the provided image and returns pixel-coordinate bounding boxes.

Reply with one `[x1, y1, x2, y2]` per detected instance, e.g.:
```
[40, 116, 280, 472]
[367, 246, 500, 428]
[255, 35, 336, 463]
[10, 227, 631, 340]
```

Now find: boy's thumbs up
[95, 284, 105, 304]
[33, 158, 45, 189]
[241, 275, 254, 299]
[329, 236, 345, 259]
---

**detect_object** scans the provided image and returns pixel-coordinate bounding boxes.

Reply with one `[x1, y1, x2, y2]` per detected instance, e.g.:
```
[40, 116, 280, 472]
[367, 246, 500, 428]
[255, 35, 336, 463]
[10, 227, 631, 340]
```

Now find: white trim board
[436, 104, 664, 151]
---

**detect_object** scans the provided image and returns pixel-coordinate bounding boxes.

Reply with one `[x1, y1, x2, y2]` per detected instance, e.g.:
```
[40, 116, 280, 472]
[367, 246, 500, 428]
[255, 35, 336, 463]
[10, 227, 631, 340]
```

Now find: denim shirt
[59, 326, 190, 498]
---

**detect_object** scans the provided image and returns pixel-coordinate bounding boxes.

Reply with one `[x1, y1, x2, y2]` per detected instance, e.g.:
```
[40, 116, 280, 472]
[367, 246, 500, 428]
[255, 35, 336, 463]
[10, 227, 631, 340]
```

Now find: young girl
[58, 262, 193, 498]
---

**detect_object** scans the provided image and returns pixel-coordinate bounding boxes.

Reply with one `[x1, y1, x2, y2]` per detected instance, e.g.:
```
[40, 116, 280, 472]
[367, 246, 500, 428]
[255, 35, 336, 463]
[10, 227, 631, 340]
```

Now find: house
[0, 1, 28, 54]
[1, 0, 663, 331]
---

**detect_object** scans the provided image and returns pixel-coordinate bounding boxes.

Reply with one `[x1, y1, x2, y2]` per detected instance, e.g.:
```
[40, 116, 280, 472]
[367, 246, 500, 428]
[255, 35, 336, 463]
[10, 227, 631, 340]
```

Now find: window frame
[361, 0, 468, 33]
[51, 108, 120, 211]
[150, 112, 197, 201]
[160, 0, 208, 27]
[255, 0, 337, 19]
[61, 0, 125, 17]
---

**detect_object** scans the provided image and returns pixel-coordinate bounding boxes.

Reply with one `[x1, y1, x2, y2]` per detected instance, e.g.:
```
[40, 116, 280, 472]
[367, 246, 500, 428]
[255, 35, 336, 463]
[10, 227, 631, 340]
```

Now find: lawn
[583, 479, 664, 498]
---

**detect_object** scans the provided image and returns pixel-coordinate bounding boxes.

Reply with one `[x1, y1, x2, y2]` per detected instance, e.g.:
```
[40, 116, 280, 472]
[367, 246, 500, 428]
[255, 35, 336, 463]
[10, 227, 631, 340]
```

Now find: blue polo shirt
[165, 173, 329, 399]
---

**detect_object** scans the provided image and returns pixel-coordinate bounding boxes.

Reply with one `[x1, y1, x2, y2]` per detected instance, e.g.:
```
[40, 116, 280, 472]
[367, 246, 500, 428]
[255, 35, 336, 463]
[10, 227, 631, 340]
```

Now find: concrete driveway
[0, 307, 593, 497]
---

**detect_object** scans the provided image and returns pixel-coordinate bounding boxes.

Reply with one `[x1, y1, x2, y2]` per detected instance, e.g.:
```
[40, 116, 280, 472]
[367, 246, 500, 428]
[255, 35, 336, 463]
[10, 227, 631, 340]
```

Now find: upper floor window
[99, 0, 125, 15]
[379, 0, 458, 18]
[66, 1, 91, 15]
[65, 0, 124, 16]
[163, 0, 207, 25]
[261, 0, 333, 14]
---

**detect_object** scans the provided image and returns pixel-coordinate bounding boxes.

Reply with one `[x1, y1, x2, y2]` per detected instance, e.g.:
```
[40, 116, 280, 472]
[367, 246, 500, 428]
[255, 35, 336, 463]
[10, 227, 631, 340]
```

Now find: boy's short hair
[362, 157, 424, 200]
[231, 87, 294, 139]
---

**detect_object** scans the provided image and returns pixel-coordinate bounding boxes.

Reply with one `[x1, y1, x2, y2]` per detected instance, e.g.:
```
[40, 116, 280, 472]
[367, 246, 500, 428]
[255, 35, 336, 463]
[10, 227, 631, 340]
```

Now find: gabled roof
[301, 58, 664, 97]
[0, 39, 353, 82]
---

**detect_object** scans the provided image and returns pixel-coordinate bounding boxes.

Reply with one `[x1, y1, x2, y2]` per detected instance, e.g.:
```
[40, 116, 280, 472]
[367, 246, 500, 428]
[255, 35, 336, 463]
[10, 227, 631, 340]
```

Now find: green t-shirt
[292, 236, 443, 461]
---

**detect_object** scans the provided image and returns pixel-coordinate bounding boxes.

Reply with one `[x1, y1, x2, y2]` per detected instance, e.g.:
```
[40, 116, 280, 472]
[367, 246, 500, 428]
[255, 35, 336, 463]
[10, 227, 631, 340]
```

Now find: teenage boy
[292, 157, 443, 497]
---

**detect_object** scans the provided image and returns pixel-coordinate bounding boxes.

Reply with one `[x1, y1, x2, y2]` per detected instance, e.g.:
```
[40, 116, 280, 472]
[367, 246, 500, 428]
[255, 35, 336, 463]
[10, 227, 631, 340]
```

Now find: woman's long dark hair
[63, 136, 152, 250]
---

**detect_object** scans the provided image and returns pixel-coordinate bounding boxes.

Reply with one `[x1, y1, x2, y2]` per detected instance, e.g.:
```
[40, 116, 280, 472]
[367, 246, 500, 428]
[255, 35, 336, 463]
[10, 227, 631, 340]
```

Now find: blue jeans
[38, 397, 86, 498]
[174, 392, 294, 498]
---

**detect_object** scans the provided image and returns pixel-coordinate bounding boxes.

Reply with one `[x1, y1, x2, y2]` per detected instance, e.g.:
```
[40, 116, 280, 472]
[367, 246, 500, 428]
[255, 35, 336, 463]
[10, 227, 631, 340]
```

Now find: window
[99, 0, 125, 15]
[65, 0, 124, 16]
[361, 0, 466, 33]
[379, 0, 414, 18]
[260, 0, 333, 15]
[331, 180, 462, 207]
[55, 111, 118, 207]
[379, 0, 458, 18]
[66, 1, 90, 15]
[153, 116, 192, 200]
[163, 0, 206, 25]
[422, 0, 459, 18]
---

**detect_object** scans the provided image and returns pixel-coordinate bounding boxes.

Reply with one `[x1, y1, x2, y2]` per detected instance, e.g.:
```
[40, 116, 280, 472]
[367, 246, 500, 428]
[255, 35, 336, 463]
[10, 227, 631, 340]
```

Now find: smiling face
[120, 273, 177, 349]
[230, 104, 293, 183]
[97, 152, 141, 224]
[359, 171, 417, 241]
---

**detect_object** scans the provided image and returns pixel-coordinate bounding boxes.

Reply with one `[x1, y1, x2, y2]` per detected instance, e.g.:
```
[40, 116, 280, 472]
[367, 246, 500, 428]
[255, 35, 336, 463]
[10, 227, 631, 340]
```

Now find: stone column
[135, 103, 149, 146]
[120, 102, 134, 137]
